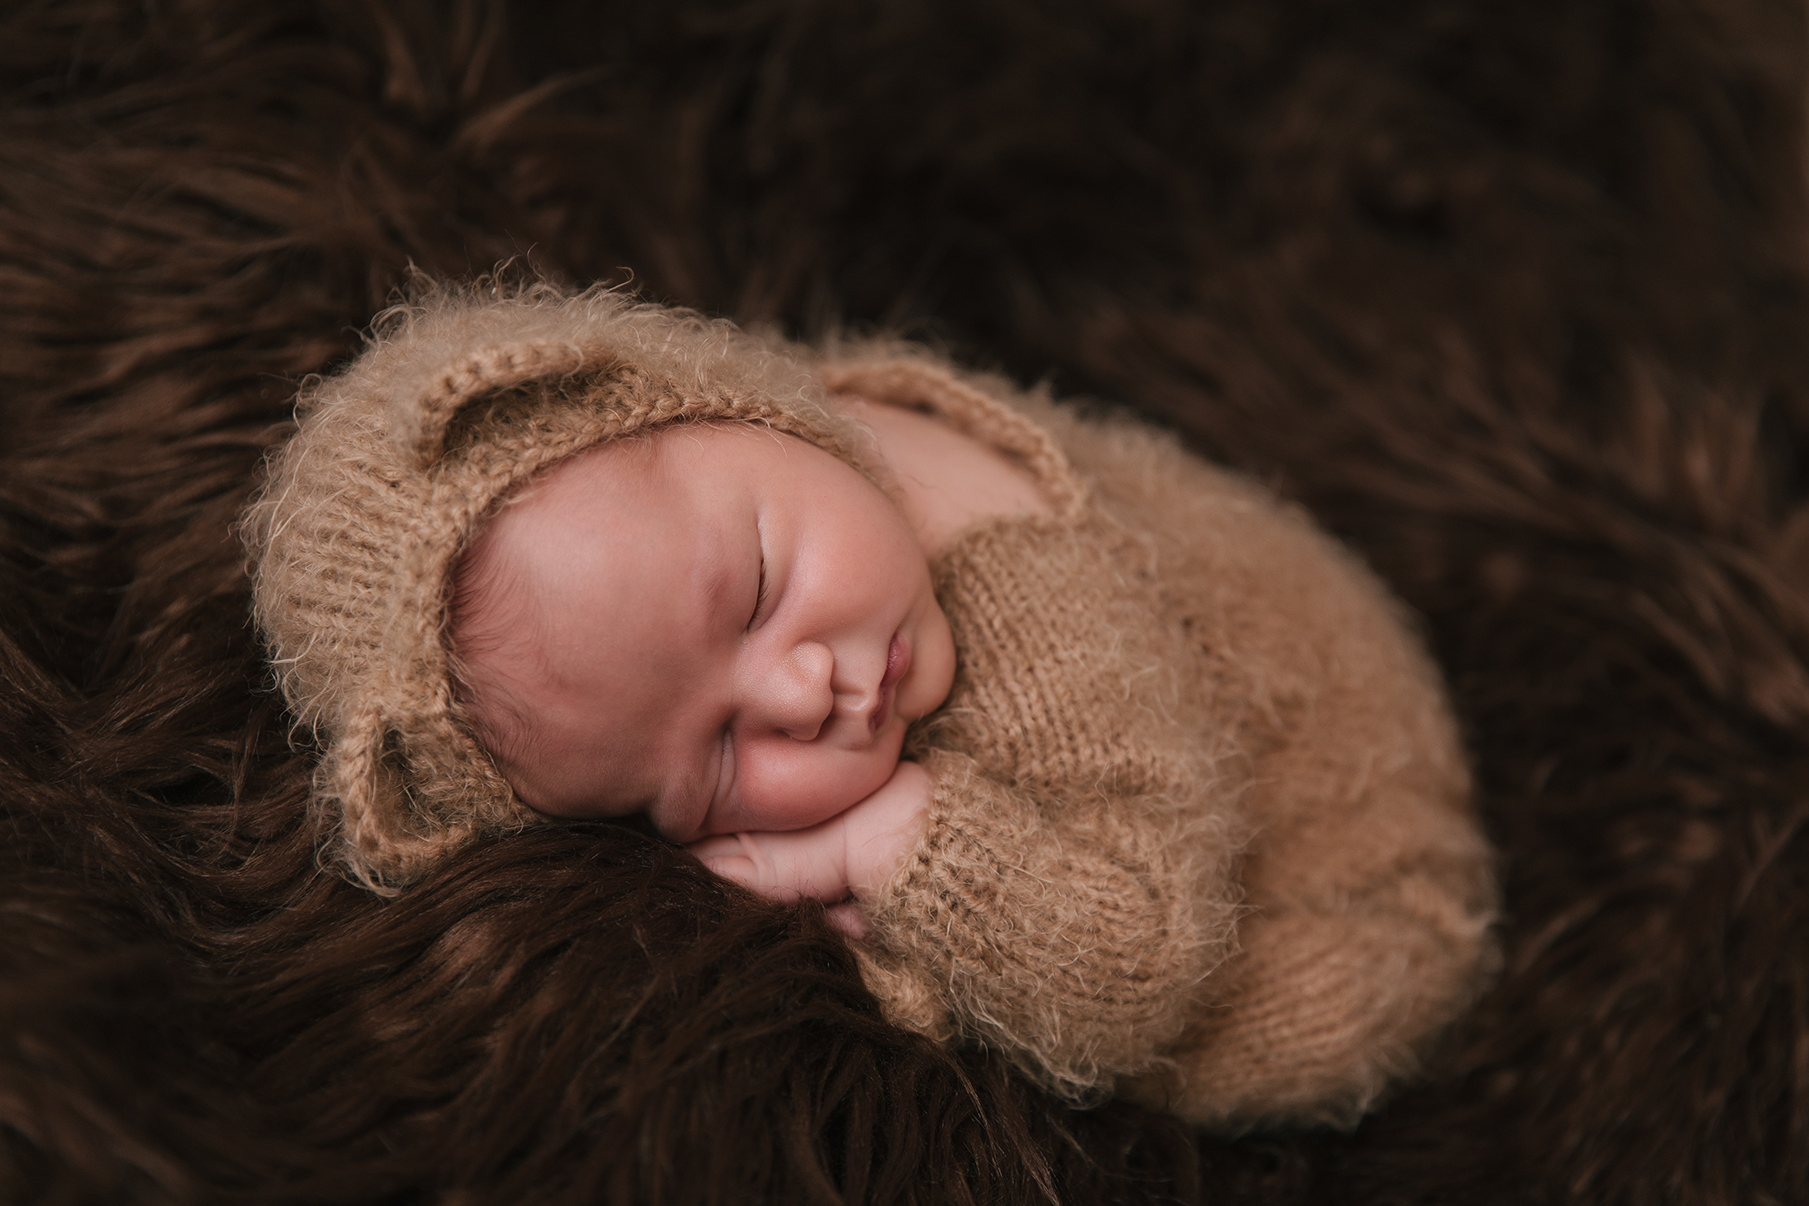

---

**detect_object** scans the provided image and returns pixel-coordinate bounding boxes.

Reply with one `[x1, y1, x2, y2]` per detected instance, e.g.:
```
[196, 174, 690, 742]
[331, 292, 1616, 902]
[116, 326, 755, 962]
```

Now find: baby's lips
[869, 632, 911, 733]
[881, 631, 911, 689]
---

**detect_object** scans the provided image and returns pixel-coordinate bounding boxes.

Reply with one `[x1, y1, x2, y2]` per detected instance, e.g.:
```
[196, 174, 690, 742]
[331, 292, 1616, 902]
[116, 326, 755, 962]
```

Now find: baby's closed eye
[748, 548, 769, 629]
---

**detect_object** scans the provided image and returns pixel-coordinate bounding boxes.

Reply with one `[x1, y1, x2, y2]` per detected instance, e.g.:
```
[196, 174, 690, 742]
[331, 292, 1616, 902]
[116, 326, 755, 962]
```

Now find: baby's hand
[685, 761, 932, 938]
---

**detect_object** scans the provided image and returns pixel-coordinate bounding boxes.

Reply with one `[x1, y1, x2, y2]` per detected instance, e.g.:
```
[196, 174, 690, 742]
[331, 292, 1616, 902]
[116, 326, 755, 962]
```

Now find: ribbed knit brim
[242, 283, 869, 892]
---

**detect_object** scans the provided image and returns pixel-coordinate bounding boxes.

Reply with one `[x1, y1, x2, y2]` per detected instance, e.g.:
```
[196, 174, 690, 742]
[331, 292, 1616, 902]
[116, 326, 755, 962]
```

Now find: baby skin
[450, 400, 1048, 935]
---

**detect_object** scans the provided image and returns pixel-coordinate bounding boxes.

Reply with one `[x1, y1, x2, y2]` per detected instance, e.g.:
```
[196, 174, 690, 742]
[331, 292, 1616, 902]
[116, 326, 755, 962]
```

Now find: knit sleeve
[853, 515, 1247, 1101]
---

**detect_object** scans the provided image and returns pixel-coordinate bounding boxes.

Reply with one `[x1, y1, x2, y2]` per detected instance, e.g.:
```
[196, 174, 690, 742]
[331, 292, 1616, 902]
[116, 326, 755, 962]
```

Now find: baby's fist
[839, 759, 932, 897]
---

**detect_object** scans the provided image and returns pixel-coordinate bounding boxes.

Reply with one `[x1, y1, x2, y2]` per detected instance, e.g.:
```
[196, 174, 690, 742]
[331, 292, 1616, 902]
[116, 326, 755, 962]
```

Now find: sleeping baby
[243, 282, 1498, 1130]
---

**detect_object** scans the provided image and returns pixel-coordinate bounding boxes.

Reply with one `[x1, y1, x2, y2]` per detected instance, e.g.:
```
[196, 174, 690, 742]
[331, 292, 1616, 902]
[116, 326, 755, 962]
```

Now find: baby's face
[452, 423, 956, 843]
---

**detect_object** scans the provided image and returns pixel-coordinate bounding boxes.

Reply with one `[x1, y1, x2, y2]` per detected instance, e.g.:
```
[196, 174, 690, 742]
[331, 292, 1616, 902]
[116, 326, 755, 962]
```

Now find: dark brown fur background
[3, 1, 1808, 1202]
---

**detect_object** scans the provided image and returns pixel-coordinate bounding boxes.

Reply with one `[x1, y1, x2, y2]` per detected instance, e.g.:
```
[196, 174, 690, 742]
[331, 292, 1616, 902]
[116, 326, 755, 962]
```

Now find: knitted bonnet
[242, 283, 869, 892]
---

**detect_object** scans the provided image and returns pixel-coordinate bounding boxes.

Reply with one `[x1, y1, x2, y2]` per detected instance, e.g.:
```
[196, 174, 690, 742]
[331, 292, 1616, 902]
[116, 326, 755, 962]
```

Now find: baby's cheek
[732, 740, 901, 832]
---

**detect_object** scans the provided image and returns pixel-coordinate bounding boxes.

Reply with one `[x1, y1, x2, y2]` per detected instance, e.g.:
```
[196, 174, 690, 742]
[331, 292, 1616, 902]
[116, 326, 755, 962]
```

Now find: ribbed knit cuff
[858, 749, 1239, 1100]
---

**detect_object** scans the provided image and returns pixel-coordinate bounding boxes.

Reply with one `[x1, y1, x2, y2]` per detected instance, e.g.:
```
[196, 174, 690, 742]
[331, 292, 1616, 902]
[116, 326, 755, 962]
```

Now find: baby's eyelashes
[747, 552, 769, 631]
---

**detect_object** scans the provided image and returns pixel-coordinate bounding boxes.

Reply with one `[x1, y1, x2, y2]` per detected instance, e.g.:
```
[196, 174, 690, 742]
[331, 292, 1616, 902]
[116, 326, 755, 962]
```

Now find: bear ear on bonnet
[240, 282, 862, 892]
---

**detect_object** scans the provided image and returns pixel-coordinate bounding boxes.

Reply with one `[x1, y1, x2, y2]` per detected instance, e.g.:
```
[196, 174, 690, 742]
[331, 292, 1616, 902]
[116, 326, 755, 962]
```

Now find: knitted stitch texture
[818, 353, 1499, 1129]
[242, 284, 867, 890]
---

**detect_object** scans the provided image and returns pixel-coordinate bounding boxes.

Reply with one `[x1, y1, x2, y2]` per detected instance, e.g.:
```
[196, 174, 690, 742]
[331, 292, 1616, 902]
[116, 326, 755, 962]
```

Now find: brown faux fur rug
[4, 2, 1808, 1202]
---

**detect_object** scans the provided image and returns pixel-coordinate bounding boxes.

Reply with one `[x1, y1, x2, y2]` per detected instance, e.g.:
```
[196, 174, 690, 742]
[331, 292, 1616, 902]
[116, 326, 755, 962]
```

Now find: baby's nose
[758, 641, 835, 742]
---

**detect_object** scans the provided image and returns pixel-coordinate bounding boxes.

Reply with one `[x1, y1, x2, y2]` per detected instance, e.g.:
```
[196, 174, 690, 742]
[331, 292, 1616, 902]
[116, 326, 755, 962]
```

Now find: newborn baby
[245, 283, 1498, 1129]
[448, 401, 1049, 939]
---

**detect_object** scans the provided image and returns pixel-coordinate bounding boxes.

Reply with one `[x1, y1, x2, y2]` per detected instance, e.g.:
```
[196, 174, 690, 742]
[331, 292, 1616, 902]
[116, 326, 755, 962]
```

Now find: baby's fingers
[825, 901, 868, 940]
[685, 828, 851, 904]
[686, 833, 773, 892]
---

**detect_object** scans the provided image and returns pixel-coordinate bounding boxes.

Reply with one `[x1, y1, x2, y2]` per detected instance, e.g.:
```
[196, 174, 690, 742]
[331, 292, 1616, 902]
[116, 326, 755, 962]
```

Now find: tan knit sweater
[821, 355, 1499, 1131]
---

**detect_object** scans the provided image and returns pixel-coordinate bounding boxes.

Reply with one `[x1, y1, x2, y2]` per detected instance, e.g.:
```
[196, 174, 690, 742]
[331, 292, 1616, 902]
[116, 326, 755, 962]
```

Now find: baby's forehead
[454, 423, 767, 641]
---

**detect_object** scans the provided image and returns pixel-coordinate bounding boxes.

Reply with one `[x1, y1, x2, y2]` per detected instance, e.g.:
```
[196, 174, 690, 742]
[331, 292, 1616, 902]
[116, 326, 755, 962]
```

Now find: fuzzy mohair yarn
[4, 2, 1807, 1204]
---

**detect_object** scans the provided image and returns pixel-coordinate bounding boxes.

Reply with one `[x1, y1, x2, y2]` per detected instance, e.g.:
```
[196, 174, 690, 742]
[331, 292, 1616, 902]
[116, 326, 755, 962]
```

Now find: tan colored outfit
[822, 357, 1498, 1129]
[245, 286, 1497, 1131]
